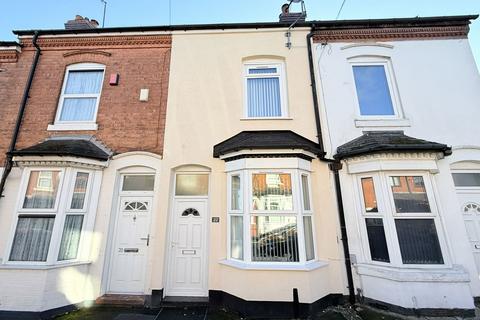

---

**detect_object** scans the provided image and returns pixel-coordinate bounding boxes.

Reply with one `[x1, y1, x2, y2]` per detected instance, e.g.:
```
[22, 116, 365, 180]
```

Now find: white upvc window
[357, 172, 448, 267]
[6, 167, 95, 265]
[227, 169, 315, 264]
[50, 63, 105, 131]
[244, 62, 288, 118]
[349, 57, 404, 120]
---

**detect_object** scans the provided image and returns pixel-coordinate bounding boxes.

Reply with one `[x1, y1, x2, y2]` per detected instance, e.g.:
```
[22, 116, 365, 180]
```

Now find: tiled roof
[334, 131, 451, 159]
[213, 130, 322, 158]
[11, 138, 111, 161]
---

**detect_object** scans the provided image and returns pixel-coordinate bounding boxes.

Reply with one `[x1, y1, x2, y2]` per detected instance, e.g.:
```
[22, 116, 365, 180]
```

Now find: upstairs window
[352, 65, 394, 116]
[244, 62, 288, 118]
[54, 63, 105, 125]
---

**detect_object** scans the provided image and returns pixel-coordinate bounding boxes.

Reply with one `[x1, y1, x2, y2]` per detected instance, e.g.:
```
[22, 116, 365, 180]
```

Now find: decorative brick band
[0, 49, 19, 63]
[63, 50, 112, 57]
[313, 25, 469, 43]
[22, 34, 172, 50]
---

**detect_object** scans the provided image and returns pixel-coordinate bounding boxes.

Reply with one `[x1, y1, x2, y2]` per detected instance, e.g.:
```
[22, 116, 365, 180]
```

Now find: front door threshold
[96, 294, 146, 307]
[162, 296, 209, 307]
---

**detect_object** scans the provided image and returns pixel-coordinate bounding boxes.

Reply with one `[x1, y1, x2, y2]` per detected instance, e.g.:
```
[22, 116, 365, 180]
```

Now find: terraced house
[0, 6, 479, 319]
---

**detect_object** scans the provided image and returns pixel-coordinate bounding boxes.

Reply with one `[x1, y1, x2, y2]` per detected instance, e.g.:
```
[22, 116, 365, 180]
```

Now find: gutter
[12, 14, 477, 37]
[0, 31, 41, 199]
[306, 28, 356, 305]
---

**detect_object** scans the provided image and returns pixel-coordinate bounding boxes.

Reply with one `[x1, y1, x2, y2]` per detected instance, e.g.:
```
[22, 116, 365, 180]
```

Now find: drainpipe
[0, 31, 41, 199]
[306, 28, 356, 305]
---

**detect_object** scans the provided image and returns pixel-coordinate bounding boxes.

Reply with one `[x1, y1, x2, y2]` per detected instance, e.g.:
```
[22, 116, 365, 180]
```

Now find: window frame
[349, 57, 403, 120]
[53, 63, 106, 128]
[227, 168, 315, 265]
[243, 61, 289, 119]
[355, 171, 450, 268]
[4, 167, 95, 266]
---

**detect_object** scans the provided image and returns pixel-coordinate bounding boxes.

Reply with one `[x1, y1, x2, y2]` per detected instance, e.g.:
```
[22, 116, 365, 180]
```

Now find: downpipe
[306, 29, 356, 305]
[0, 31, 41, 199]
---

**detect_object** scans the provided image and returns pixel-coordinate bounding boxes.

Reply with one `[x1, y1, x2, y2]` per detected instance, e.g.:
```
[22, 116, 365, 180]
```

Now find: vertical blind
[251, 216, 299, 262]
[303, 216, 314, 261]
[231, 175, 241, 210]
[60, 70, 103, 121]
[58, 215, 84, 261]
[10, 216, 55, 261]
[365, 218, 390, 262]
[247, 78, 281, 117]
[395, 219, 444, 264]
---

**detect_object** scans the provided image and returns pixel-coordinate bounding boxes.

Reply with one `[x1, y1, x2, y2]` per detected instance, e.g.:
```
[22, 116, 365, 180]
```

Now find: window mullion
[46, 168, 71, 264]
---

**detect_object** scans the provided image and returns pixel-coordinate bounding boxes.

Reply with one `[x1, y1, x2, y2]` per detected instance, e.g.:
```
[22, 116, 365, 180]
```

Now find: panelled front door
[457, 192, 480, 273]
[165, 198, 208, 297]
[108, 196, 152, 293]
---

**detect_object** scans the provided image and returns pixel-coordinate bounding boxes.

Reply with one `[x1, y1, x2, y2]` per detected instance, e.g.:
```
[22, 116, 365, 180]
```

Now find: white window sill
[0, 260, 92, 270]
[47, 123, 98, 131]
[219, 259, 328, 271]
[240, 117, 293, 121]
[354, 118, 411, 128]
[355, 263, 470, 282]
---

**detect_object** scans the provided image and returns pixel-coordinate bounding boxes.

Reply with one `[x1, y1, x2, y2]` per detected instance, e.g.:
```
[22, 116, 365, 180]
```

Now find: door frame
[105, 172, 156, 294]
[164, 169, 210, 297]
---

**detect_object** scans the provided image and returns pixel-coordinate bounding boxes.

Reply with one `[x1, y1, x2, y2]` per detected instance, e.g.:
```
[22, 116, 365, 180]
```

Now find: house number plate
[211, 217, 220, 223]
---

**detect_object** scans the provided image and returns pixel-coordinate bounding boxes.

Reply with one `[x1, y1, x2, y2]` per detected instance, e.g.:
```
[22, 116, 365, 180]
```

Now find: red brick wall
[0, 49, 33, 164]
[0, 34, 171, 163]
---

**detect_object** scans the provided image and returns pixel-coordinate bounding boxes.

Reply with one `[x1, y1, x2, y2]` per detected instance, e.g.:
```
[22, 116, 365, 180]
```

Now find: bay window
[228, 170, 315, 264]
[358, 172, 445, 266]
[8, 168, 95, 264]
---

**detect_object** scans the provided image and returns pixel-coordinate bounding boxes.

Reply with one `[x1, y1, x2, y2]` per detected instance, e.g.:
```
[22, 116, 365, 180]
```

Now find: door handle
[140, 234, 150, 246]
[171, 241, 179, 247]
[475, 244, 480, 250]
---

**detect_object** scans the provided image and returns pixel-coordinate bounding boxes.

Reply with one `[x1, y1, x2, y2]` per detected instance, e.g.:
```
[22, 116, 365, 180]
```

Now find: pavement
[54, 303, 480, 320]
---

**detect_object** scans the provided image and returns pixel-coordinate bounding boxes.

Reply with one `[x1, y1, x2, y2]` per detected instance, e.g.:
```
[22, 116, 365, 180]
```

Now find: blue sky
[1, 0, 479, 68]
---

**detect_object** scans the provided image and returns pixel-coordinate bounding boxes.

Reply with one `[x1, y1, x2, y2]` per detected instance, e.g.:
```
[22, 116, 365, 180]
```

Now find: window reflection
[390, 176, 430, 213]
[361, 177, 378, 212]
[252, 173, 293, 211]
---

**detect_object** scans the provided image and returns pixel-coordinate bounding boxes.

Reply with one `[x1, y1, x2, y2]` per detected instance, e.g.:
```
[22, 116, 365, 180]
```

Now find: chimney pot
[65, 15, 99, 30]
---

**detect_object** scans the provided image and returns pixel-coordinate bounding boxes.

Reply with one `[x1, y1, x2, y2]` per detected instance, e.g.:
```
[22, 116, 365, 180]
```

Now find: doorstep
[96, 294, 146, 307]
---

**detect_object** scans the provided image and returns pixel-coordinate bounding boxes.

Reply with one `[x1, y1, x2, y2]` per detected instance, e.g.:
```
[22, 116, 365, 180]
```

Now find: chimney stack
[65, 15, 99, 30]
[279, 2, 306, 23]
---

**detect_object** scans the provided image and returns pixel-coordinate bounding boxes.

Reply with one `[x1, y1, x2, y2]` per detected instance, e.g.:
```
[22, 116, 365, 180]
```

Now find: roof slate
[334, 131, 451, 159]
[213, 130, 322, 158]
[11, 139, 111, 161]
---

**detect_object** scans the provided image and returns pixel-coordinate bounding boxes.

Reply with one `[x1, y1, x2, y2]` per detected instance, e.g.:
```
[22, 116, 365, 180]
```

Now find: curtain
[58, 215, 84, 261]
[23, 171, 60, 209]
[301, 175, 311, 211]
[303, 216, 314, 261]
[70, 172, 89, 210]
[60, 98, 97, 121]
[230, 216, 243, 260]
[60, 70, 103, 121]
[231, 175, 241, 210]
[247, 77, 281, 117]
[65, 70, 103, 94]
[10, 217, 55, 261]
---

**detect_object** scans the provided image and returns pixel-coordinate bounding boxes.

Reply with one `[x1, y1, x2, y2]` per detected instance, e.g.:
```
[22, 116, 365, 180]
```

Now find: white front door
[108, 196, 152, 293]
[165, 198, 208, 297]
[457, 192, 480, 273]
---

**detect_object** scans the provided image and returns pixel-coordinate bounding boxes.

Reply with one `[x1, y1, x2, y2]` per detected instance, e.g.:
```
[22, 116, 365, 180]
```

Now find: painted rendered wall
[314, 38, 480, 308]
[150, 28, 347, 303]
